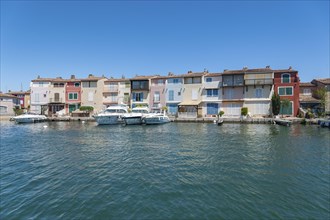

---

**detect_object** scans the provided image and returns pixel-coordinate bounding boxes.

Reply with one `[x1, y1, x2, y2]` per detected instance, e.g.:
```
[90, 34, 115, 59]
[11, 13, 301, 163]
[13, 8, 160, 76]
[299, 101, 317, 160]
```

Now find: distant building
[30, 77, 52, 115]
[299, 82, 320, 113]
[0, 93, 20, 116]
[149, 76, 166, 113]
[7, 91, 30, 109]
[165, 73, 183, 116]
[130, 76, 151, 108]
[311, 78, 330, 112]
[103, 78, 130, 107]
[65, 75, 82, 114]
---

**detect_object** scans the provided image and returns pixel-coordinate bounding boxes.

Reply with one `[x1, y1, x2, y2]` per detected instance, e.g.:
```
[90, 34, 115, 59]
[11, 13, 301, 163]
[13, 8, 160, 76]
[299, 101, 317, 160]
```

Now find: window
[207, 103, 218, 115]
[169, 90, 174, 101]
[173, 79, 179, 84]
[133, 92, 143, 101]
[206, 89, 219, 97]
[132, 81, 148, 90]
[303, 88, 311, 95]
[281, 74, 291, 83]
[154, 92, 160, 102]
[110, 94, 117, 102]
[192, 89, 198, 100]
[158, 79, 164, 85]
[255, 88, 263, 98]
[74, 83, 80, 87]
[206, 78, 212, 83]
[82, 81, 97, 88]
[125, 82, 130, 88]
[278, 87, 293, 96]
[68, 93, 78, 100]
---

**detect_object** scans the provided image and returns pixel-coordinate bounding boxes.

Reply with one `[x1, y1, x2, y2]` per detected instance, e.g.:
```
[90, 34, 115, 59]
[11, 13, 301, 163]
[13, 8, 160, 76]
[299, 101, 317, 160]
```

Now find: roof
[178, 101, 201, 106]
[222, 68, 273, 75]
[105, 78, 130, 82]
[181, 72, 205, 78]
[0, 93, 19, 99]
[80, 75, 106, 81]
[300, 82, 316, 87]
[205, 72, 222, 77]
[299, 96, 321, 103]
[313, 78, 330, 85]
[130, 75, 156, 80]
[7, 91, 30, 95]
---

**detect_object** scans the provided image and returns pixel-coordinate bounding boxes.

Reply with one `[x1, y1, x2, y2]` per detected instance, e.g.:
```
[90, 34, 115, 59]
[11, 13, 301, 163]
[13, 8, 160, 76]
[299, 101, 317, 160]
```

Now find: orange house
[273, 67, 300, 116]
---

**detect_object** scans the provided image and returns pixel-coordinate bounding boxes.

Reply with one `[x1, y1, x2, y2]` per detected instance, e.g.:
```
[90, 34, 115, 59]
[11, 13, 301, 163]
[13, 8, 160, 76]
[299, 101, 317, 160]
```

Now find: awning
[178, 101, 201, 106]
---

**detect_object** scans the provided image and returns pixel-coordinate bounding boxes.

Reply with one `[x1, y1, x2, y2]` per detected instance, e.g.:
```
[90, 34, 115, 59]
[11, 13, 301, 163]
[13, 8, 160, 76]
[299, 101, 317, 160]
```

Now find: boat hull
[143, 116, 170, 125]
[123, 116, 143, 125]
[94, 115, 122, 125]
[14, 116, 47, 123]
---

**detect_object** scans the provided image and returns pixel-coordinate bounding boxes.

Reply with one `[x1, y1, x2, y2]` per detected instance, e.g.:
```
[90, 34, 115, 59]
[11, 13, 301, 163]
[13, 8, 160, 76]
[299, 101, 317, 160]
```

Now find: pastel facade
[0, 93, 20, 115]
[311, 78, 330, 112]
[149, 77, 166, 113]
[30, 78, 52, 114]
[274, 68, 300, 116]
[221, 71, 245, 116]
[202, 73, 222, 117]
[243, 68, 274, 116]
[178, 72, 204, 118]
[165, 75, 183, 116]
[65, 76, 82, 113]
[130, 76, 151, 108]
[81, 75, 107, 113]
[103, 78, 131, 107]
[48, 78, 66, 116]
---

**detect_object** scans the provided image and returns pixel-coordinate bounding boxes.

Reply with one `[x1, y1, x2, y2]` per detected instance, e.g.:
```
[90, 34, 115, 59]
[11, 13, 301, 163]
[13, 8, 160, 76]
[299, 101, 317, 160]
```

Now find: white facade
[202, 74, 222, 116]
[30, 81, 51, 114]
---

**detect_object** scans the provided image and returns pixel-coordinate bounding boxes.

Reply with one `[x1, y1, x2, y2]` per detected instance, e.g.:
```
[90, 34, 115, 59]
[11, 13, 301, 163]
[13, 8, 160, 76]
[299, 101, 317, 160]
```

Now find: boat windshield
[132, 109, 149, 114]
[105, 109, 127, 113]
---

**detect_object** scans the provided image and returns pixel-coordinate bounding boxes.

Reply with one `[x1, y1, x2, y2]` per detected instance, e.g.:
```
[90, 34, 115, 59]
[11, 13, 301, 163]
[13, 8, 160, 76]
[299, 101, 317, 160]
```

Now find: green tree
[271, 93, 281, 116]
[314, 87, 327, 116]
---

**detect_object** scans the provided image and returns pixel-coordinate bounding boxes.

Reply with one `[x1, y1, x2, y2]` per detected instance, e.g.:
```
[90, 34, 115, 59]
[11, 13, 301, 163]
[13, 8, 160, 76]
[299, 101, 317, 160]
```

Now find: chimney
[188, 71, 193, 74]
[56, 77, 62, 79]
[243, 66, 248, 70]
[289, 66, 292, 70]
[224, 69, 228, 72]
[37, 75, 40, 79]
[71, 75, 75, 79]
[168, 72, 173, 76]
[121, 75, 125, 79]
[266, 65, 270, 69]
[88, 74, 93, 78]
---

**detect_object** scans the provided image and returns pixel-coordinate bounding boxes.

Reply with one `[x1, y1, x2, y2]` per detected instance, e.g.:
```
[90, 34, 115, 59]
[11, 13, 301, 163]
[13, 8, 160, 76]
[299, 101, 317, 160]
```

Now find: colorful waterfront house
[48, 77, 67, 117]
[273, 67, 300, 116]
[30, 77, 52, 115]
[130, 75, 151, 109]
[149, 76, 167, 113]
[80, 74, 107, 113]
[243, 67, 274, 117]
[201, 72, 222, 117]
[311, 78, 330, 113]
[103, 78, 131, 107]
[7, 91, 30, 109]
[165, 73, 183, 116]
[221, 69, 245, 117]
[178, 71, 205, 118]
[65, 75, 81, 114]
[0, 93, 20, 116]
[299, 82, 320, 114]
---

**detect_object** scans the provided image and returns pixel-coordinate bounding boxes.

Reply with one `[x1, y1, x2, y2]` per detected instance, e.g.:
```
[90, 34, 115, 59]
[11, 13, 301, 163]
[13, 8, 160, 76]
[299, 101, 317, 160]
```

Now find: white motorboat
[123, 107, 149, 125]
[13, 112, 48, 123]
[93, 105, 129, 125]
[143, 112, 170, 125]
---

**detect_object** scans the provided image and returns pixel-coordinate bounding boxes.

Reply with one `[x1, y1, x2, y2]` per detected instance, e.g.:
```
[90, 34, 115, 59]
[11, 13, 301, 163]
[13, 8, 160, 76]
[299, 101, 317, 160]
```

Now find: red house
[65, 75, 81, 113]
[273, 67, 300, 116]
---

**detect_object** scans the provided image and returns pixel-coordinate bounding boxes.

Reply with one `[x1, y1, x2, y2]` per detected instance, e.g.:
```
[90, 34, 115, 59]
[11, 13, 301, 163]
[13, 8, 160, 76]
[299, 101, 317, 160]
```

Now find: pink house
[65, 75, 81, 113]
[149, 76, 167, 113]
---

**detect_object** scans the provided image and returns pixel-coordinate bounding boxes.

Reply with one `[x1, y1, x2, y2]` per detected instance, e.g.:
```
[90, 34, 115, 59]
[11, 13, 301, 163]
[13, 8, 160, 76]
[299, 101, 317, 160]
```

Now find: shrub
[218, 110, 225, 117]
[241, 107, 248, 116]
[79, 106, 94, 112]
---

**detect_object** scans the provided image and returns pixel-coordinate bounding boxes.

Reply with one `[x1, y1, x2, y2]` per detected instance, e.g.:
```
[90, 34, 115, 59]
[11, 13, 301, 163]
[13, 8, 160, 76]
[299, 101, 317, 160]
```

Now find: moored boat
[143, 112, 170, 125]
[13, 112, 48, 123]
[123, 107, 149, 125]
[93, 105, 128, 125]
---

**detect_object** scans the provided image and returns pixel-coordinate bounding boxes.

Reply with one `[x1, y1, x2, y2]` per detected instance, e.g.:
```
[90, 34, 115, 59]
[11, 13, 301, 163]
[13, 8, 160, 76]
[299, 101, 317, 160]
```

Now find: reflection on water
[1, 121, 329, 219]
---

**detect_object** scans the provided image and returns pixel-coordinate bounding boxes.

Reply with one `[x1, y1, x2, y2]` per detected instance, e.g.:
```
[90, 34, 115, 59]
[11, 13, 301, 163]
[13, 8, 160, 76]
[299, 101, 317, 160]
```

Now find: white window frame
[281, 73, 291, 83]
[68, 92, 78, 100]
[278, 86, 293, 96]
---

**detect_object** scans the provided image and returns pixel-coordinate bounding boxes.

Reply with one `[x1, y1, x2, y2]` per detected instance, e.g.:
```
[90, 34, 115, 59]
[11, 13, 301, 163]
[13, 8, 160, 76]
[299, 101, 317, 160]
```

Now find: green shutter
[279, 88, 285, 95]
[286, 87, 293, 95]
[74, 93, 78, 99]
[69, 93, 73, 99]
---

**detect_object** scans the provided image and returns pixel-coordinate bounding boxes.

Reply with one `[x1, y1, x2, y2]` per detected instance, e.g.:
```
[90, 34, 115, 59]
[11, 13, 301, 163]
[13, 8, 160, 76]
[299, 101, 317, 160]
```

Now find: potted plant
[241, 107, 248, 119]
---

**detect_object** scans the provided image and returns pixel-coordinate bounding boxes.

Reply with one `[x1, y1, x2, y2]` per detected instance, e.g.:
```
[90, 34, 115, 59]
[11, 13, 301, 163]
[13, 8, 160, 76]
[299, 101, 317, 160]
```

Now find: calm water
[0, 121, 329, 219]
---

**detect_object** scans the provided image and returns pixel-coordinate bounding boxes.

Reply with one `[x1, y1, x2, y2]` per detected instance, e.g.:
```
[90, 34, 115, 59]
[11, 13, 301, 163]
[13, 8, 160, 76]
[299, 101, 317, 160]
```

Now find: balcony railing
[245, 78, 273, 85]
[49, 98, 63, 103]
[222, 81, 244, 87]
[178, 112, 197, 118]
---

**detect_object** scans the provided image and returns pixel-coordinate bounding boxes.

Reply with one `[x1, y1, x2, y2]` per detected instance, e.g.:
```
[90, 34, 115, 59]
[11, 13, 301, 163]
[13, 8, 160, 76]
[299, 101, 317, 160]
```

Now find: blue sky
[1, 0, 329, 92]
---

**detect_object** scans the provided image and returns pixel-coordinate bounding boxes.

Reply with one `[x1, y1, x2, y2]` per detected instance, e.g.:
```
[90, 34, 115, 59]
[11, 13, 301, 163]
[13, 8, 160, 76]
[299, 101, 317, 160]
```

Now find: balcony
[204, 81, 221, 89]
[222, 81, 244, 87]
[104, 86, 119, 93]
[245, 78, 273, 85]
[49, 98, 63, 103]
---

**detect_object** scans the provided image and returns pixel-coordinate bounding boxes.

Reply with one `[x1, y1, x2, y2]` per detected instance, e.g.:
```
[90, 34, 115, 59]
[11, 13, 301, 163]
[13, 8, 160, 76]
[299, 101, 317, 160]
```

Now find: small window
[74, 83, 80, 87]
[303, 88, 311, 95]
[206, 78, 212, 83]
[281, 74, 291, 83]
[173, 79, 179, 84]
[278, 87, 293, 96]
